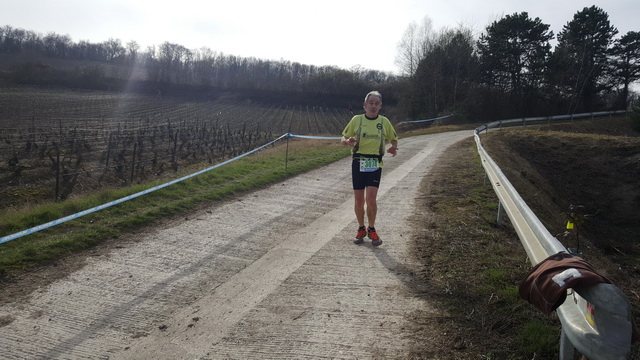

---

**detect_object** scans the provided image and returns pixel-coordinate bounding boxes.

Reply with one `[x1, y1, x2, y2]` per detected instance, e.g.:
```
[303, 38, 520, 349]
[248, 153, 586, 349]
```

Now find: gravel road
[0, 130, 472, 359]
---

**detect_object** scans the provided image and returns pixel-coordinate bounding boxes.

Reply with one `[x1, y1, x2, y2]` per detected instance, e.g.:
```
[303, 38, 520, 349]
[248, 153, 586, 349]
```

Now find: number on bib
[359, 158, 379, 172]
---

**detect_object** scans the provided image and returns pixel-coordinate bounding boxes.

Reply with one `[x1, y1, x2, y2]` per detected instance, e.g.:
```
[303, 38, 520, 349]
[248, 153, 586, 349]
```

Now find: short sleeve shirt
[342, 114, 398, 156]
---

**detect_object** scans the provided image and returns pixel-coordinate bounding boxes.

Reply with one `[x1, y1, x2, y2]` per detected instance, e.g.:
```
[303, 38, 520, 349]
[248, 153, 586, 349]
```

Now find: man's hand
[342, 137, 358, 147]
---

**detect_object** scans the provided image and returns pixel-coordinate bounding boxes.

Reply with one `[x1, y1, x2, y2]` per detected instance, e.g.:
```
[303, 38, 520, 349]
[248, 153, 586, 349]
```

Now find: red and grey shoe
[354, 226, 367, 244]
[367, 227, 383, 246]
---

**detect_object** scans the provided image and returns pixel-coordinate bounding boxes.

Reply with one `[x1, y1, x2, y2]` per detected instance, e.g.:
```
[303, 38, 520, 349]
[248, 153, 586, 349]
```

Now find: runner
[340, 91, 398, 246]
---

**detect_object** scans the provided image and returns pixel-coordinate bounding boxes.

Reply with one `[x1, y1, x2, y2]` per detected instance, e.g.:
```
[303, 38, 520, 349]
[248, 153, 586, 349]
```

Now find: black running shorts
[351, 158, 382, 190]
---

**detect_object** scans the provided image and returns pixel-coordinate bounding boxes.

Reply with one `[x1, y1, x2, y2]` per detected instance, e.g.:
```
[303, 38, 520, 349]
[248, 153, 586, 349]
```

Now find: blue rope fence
[398, 114, 453, 124]
[287, 133, 341, 140]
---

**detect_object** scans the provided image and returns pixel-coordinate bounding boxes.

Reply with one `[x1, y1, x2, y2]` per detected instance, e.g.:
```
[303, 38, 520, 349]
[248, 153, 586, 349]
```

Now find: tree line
[1, 5, 639, 122]
[0, 24, 392, 105]
[396, 6, 639, 121]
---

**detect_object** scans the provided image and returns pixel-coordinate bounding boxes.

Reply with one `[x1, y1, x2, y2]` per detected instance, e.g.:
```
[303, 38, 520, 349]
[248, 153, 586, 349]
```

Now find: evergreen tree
[610, 31, 640, 109]
[476, 12, 553, 117]
[478, 12, 553, 94]
[549, 6, 618, 113]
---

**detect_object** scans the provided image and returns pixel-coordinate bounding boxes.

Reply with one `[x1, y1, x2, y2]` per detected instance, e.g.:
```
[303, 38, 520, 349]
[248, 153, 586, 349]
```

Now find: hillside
[404, 117, 640, 357]
[483, 117, 640, 260]
[482, 117, 640, 335]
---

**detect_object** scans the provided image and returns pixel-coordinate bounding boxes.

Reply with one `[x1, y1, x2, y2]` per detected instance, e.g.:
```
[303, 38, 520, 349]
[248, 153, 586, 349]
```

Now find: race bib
[359, 158, 379, 172]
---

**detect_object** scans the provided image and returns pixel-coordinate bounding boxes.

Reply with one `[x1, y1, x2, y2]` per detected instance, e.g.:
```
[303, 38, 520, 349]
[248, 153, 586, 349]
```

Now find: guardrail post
[559, 326, 575, 360]
[496, 201, 505, 227]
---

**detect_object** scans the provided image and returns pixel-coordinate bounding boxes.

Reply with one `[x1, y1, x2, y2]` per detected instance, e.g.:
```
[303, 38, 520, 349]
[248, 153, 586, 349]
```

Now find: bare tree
[413, 26, 477, 117]
[395, 16, 434, 77]
[43, 32, 72, 57]
[126, 41, 140, 60]
[103, 38, 125, 62]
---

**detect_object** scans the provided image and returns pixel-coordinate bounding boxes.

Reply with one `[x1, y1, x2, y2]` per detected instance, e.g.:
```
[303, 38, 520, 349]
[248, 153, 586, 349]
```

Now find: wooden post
[285, 135, 290, 171]
[105, 133, 113, 171]
[55, 146, 60, 201]
[130, 141, 137, 184]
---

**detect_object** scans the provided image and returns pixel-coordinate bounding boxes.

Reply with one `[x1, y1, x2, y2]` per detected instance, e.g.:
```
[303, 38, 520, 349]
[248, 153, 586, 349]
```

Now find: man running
[340, 91, 398, 246]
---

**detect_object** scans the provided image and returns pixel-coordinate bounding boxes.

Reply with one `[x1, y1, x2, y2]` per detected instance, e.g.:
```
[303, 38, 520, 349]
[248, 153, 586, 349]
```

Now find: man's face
[364, 96, 382, 117]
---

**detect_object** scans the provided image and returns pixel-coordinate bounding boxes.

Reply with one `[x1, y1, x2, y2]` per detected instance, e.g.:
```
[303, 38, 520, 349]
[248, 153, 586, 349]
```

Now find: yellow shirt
[342, 114, 398, 157]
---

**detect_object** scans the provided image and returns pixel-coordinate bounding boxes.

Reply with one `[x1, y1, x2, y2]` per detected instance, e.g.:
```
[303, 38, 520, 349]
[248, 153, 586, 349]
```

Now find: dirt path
[0, 130, 472, 359]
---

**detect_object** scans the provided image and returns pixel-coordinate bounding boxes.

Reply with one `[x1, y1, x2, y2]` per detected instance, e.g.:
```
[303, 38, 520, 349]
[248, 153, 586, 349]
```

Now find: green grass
[0, 139, 351, 278]
[517, 320, 559, 357]
[408, 136, 561, 359]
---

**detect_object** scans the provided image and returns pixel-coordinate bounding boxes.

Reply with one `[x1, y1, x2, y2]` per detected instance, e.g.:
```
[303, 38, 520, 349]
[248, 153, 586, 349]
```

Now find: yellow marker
[566, 221, 574, 230]
[586, 303, 596, 327]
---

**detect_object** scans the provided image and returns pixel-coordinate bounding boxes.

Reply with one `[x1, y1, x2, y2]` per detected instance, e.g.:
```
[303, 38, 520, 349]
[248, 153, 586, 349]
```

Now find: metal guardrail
[474, 110, 627, 133]
[474, 110, 634, 360]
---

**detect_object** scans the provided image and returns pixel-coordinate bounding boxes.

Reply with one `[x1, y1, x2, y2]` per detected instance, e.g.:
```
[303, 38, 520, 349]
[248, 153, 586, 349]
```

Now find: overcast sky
[1, 0, 637, 74]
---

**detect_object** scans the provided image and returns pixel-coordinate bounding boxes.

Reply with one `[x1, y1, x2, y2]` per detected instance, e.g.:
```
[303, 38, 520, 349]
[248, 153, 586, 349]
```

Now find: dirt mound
[483, 117, 640, 253]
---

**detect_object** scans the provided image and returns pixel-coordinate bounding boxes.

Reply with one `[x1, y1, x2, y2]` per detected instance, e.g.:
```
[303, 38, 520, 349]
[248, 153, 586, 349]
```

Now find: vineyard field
[0, 87, 354, 208]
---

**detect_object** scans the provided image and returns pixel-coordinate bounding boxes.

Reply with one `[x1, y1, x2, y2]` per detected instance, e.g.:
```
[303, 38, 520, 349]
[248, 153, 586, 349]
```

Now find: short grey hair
[364, 91, 382, 103]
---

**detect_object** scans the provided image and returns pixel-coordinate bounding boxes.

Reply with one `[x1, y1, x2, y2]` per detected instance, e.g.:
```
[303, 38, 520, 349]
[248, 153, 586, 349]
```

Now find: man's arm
[387, 140, 398, 156]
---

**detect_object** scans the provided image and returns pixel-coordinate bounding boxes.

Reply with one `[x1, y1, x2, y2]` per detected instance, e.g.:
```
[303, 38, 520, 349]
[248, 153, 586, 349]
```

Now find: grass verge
[0, 138, 351, 279]
[407, 137, 561, 359]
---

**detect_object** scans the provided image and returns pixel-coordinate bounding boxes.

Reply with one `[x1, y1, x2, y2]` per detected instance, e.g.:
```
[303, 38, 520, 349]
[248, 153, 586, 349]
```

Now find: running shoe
[368, 227, 383, 246]
[354, 226, 367, 244]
